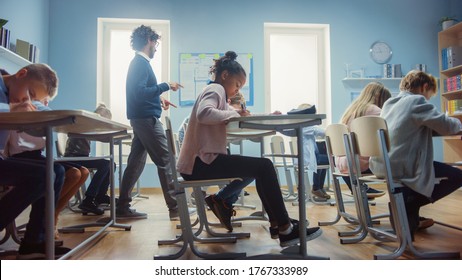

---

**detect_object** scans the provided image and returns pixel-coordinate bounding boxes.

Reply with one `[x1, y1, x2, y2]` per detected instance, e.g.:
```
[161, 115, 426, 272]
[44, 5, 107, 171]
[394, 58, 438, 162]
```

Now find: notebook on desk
[287, 104, 316, 115]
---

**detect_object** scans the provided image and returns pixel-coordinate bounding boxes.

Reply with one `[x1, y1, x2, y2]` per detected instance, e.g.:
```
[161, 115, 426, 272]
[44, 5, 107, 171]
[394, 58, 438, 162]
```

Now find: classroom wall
[0, 0, 50, 69]
[1, 0, 461, 187]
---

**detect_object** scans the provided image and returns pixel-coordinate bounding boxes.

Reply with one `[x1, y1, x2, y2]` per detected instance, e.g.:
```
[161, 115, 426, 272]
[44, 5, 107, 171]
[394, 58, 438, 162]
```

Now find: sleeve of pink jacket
[335, 104, 382, 173]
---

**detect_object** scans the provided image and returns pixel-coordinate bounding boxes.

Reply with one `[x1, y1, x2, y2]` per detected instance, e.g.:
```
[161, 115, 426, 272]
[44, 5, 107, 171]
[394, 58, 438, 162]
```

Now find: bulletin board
[178, 52, 254, 107]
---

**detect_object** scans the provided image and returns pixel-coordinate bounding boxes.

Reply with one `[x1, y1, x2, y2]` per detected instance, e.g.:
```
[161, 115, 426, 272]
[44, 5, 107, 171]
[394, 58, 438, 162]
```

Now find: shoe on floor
[204, 194, 235, 232]
[311, 189, 331, 200]
[116, 206, 147, 219]
[17, 242, 71, 260]
[269, 218, 308, 239]
[169, 207, 197, 221]
[78, 197, 104, 215]
[365, 185, 385, 199]
[418, 216, 434, 230]
[244, 191, 250, 196]
[279, 223, 322, 247]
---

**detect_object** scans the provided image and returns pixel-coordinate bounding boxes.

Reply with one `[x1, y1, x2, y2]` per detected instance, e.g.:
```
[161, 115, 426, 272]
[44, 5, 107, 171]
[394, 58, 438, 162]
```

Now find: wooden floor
[2, 184, 462, 260]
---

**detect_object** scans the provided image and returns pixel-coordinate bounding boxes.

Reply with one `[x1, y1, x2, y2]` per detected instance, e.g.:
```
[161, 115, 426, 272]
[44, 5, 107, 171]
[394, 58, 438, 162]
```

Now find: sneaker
[204, 194, 235, 232]
[418, 216, 434, 230]
[17, 242, 72, 260]
[311, 189, 331, 200]
[78, 197, 104, 215]
[279, 223, 322, 247]
[116, 207, 147, 219]
[169, 207, 197, 221]
[365, 185, 385, 199]
[269, 218, 307, 239]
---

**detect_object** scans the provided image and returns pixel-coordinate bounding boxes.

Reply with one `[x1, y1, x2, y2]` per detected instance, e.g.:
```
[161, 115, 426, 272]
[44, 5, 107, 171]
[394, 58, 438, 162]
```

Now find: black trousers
[181, 154, 290, 226]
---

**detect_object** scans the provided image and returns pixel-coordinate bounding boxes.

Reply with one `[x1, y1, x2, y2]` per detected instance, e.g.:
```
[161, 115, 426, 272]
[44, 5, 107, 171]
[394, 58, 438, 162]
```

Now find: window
[264, 23, 331, 125]
[96, 18, 170, 158]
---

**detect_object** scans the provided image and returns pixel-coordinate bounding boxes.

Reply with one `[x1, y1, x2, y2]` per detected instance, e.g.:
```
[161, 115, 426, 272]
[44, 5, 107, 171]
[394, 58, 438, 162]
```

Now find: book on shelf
[446, 99, 462, 115]
[443, 75, 462, 92]
[28, 44, 40, 63]
[16, 39, 30, 60]
[14, 39, 40, 63]
[441, 46, 462, 70]
[0, 27, 10, 48]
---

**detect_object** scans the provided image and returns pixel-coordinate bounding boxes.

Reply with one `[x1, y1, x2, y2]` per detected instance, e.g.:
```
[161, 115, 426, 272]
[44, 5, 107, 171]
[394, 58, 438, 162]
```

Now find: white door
[264, 23, 331, 125]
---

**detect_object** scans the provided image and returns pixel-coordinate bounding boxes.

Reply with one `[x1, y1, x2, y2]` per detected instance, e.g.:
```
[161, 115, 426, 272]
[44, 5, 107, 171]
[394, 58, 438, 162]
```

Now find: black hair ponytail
[209, 51, 246, 78]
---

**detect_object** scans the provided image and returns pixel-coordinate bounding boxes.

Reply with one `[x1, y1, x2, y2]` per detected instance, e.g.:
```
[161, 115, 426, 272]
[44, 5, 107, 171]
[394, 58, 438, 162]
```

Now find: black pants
[181, 154, 290, 226]
[404, 161, 462, 216]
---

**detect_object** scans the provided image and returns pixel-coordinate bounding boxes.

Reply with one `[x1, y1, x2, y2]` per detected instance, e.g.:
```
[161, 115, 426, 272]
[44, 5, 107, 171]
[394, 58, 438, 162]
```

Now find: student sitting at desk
[203, 92, 255, 231]
[336, 82, 389, 199]
[370, 70, 462, 236]
[63, 103, 114, 215]
[0, 64, 71, 258]
[7, 97, 89, 240]
[178, 93, 254, 231]
[177, 51, 321, 246]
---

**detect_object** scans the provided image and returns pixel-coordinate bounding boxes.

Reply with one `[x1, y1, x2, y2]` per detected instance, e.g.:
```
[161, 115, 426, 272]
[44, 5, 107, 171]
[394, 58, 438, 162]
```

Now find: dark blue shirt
[125, 53, 169, 119]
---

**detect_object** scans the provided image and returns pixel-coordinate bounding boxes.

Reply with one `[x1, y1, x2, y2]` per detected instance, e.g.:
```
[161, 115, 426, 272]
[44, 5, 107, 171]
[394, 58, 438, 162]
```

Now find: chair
[264, 135, 296, 201]
[348, 116, 459, 259]
[318, 124, 358, 227]
[154, 116, 246, 260]
[320, 124, 384, 240]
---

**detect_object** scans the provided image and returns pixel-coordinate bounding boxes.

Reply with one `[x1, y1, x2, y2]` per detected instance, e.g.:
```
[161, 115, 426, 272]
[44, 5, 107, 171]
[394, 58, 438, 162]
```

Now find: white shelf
[342, 78, 402, 93]
[0, 45, 30, 68]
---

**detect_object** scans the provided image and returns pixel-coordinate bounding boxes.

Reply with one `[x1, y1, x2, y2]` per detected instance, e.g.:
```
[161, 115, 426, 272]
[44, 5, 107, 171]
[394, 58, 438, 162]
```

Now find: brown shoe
[312, 189, 331, 200]
[418, 216, 434, 230]
[204, 194, 235, 232]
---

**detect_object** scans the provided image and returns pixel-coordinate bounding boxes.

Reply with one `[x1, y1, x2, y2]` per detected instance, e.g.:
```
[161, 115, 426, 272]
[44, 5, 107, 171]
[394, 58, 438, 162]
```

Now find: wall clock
[369, 41, 392, 64]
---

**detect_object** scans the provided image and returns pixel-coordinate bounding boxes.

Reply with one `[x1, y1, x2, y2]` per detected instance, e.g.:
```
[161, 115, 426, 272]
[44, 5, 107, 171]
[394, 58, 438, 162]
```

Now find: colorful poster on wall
[179, 52, 254, 107]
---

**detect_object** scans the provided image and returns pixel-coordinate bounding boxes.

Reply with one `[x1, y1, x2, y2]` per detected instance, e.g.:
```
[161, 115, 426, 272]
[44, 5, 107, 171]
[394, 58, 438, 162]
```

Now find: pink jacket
[177, 83, 240, 175]
[335, 104, 381, 173]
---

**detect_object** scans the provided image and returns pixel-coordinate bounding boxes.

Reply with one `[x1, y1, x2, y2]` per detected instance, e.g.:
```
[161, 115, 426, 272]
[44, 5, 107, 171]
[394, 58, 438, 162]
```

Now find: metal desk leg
[45, 127, 55, 260]
[280, 127, 328, 259]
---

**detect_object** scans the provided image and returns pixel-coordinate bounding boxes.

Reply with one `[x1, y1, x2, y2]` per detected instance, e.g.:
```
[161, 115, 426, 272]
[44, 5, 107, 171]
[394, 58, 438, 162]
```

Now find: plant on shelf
[0, 19, 8, 28]
[439, 16, 458, 30]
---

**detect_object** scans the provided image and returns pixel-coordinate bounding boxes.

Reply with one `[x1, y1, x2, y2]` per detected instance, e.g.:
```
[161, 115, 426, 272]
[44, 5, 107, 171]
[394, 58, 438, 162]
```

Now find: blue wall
[0, 0, 50, 64]
[1, 0, 461, 187]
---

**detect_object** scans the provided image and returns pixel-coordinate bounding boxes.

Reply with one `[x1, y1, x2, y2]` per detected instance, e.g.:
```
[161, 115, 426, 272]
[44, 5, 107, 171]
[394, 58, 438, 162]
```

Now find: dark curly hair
[209, 51, 246, 79]
[130, 25, 160, 51]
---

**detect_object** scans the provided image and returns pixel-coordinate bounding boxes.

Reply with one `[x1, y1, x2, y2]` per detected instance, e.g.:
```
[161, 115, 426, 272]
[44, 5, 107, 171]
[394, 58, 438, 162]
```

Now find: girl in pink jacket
[177, 51, 321, 247]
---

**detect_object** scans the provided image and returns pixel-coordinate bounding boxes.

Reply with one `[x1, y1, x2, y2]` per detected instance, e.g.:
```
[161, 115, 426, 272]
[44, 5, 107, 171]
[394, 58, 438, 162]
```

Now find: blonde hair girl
[340, 82, 391, 125]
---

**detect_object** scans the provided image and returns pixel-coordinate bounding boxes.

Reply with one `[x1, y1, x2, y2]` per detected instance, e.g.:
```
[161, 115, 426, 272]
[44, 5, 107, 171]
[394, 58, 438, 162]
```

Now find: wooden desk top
[0, 110, 131, 135]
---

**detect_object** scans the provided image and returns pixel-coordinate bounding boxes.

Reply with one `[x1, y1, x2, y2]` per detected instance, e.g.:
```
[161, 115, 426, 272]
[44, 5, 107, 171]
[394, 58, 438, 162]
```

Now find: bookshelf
[438, 21, 462, 164]
[0, 45, 30, 68]
[342, 78, 401, 93]
[342, 78, 402, 102]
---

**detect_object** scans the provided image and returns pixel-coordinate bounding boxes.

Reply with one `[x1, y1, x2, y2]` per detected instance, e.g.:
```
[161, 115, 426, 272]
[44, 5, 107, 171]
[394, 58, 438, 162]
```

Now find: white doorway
[264, 23, 331, 125]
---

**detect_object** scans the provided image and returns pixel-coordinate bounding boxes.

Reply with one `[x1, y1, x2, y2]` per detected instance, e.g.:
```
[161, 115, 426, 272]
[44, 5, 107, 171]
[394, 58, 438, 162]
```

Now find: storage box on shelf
[438, 21, 462, 165]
